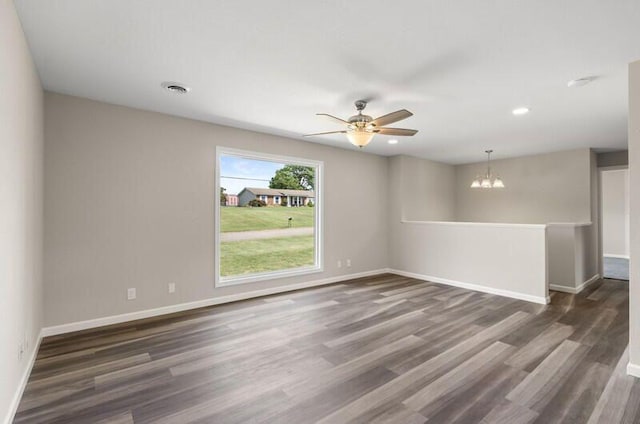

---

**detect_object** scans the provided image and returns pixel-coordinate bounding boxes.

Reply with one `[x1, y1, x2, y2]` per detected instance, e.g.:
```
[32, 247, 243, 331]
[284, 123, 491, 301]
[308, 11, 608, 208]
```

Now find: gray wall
[0, 0, 44, 421]
[388, 155, 456, 222]
[389, 149, 599, 293]
[387, 155, 548, 303]
[391, 148, 595, 225]
[43, 92, 389, 326]
[387, 155, 456, 271]
[630, 60, 640, 370]
[598, 150, 628, 168]
[455, 149, 593, 224]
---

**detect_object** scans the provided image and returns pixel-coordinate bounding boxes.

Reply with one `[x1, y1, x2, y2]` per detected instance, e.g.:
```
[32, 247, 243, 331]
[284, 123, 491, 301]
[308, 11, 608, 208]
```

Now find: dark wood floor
[14, 274, 638, 423]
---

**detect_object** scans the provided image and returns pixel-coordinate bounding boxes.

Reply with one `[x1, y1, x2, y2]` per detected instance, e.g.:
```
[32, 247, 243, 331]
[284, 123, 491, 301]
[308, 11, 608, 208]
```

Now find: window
[215, 147, 323, 286]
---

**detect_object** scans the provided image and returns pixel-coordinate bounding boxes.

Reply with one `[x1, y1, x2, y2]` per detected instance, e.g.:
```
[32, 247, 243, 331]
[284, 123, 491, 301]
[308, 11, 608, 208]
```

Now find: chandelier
[471, 150, 505, 189]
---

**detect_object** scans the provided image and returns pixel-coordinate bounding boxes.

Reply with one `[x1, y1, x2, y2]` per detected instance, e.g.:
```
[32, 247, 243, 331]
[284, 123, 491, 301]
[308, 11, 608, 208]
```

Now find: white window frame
[215, 146, 323, 287]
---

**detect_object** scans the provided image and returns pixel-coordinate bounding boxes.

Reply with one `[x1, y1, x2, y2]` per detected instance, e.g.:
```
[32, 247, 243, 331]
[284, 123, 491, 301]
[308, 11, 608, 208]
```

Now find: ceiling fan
[304, 100, 418, 148]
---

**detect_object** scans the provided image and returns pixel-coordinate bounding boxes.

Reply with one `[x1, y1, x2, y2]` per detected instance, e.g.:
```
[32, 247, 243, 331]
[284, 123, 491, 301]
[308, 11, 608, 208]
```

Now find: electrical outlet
[127, 288, 136, 300]
[337, 260, 342, 268]
[168, 283, 176, 293]
[346, 259, 352, 267]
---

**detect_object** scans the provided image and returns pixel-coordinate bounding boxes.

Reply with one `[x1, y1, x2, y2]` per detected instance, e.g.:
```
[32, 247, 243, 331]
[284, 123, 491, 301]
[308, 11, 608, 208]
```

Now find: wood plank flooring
[14, 274, 639, 423]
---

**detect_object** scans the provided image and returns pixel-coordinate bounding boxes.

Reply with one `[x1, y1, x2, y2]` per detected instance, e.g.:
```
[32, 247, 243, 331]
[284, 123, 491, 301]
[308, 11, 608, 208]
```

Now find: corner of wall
[1, 0, 45, 422]
[628, 59, 640, 370]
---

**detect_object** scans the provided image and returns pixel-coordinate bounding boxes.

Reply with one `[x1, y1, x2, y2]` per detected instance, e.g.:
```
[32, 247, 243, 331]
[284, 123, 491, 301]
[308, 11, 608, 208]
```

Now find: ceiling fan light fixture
[346, 129, 375, 148]
[492, 176, 505, 188]
[470, 177, 482, 188]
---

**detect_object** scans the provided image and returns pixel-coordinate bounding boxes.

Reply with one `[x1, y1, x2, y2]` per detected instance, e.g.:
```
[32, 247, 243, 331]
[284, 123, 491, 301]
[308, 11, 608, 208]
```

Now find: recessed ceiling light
[161, 81, 190, 94]
[567, 76, 597, 88]
[512, 107, 530, 116]
[388, 139, 399, 145]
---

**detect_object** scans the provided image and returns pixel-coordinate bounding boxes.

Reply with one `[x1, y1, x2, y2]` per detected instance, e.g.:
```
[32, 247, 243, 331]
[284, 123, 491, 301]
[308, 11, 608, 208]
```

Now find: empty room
[4, 1, 640, 423]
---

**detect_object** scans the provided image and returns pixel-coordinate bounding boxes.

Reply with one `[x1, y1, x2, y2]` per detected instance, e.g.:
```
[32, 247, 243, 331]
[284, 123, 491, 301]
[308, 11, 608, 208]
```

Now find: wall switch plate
[337, 260, 342, 268]
[127, 288, 136, 300]
[168, 283, 176, 293]
[346, 259, 352, 267]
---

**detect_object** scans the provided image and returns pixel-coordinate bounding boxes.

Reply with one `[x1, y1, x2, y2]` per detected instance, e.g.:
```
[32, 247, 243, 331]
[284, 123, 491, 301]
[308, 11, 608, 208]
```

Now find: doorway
[601, 167, 630, 280]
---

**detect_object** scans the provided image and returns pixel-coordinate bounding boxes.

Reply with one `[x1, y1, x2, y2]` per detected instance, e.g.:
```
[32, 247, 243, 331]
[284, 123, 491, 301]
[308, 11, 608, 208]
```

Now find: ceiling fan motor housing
[348, 114, 374, 128]
[349, 100, 374, 129]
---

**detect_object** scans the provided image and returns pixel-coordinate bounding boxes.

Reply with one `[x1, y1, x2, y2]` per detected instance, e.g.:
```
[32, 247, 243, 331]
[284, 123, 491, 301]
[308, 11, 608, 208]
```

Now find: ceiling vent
[567, 76, 597, 88]
[161, 82, 190, 94]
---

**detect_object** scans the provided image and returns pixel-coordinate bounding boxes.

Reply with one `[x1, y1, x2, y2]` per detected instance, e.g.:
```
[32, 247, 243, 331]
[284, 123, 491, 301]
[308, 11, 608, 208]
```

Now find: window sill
[216, 265, 323, 288]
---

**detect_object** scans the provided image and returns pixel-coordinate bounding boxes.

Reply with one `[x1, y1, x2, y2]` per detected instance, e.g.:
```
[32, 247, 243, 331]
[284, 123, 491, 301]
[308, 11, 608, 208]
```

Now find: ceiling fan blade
[303, 130, 348, 137]
[316, 113, 349, 125]
[374, 128, 418, 136]
[371, 109, 413, 127]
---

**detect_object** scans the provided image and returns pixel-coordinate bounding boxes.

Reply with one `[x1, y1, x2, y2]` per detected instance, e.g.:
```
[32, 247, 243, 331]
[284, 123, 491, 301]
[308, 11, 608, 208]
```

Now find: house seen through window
[216, 148, 322, 285]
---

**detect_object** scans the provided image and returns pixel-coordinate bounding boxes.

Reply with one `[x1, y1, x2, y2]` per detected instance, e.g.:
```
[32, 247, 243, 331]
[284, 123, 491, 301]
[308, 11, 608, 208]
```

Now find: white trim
[401, 220, 546, 230]
[546, 222, 593, 228]
[627, 362, 640, 378]
[41, 269, 388, 337]
[215, 146, 323, 168]
[214, 146, 324, 287]
[217, 266, 323, 287]
[604, 254, 630, 259]
[4, 330, 43, 424]
[549, 284, 576, 294]
[599, 164, 628, 171]
[401, 221, 594, 230]
[388, 269, 549, 305]
[550, 274, 600, 294]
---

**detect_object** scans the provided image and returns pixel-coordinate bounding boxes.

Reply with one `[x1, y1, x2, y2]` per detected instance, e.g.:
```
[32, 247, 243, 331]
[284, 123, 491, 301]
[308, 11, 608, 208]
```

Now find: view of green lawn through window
[218, 153, 318, 278]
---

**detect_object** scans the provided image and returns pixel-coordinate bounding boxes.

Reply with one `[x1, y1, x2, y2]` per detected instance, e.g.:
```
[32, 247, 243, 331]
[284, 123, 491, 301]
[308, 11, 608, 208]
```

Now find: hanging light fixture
[304, 100, 418, 148]
[346, 127, 375, 148]
[471, 150, 505, 189]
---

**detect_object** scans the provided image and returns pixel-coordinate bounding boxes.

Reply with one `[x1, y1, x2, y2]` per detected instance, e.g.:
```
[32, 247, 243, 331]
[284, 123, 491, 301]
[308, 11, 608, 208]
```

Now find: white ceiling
[15, 0, 640, 164]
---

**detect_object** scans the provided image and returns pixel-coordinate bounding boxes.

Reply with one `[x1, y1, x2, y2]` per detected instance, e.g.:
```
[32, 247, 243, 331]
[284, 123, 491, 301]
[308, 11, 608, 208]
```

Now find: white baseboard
[41, 269, 390, 337]
[577, 274, 601, 292]
[550, 274, 600, 294]
[388, 269, 549, 305]
[604, 254, 630, 260]
[549, 284, 576, 294]
[4, 330, 43, 424]
[628, 362, 640, 379]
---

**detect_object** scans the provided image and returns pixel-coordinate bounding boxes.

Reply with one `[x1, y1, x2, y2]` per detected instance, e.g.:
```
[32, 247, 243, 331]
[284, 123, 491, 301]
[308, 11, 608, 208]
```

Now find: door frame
[598, 165, 630, 278]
